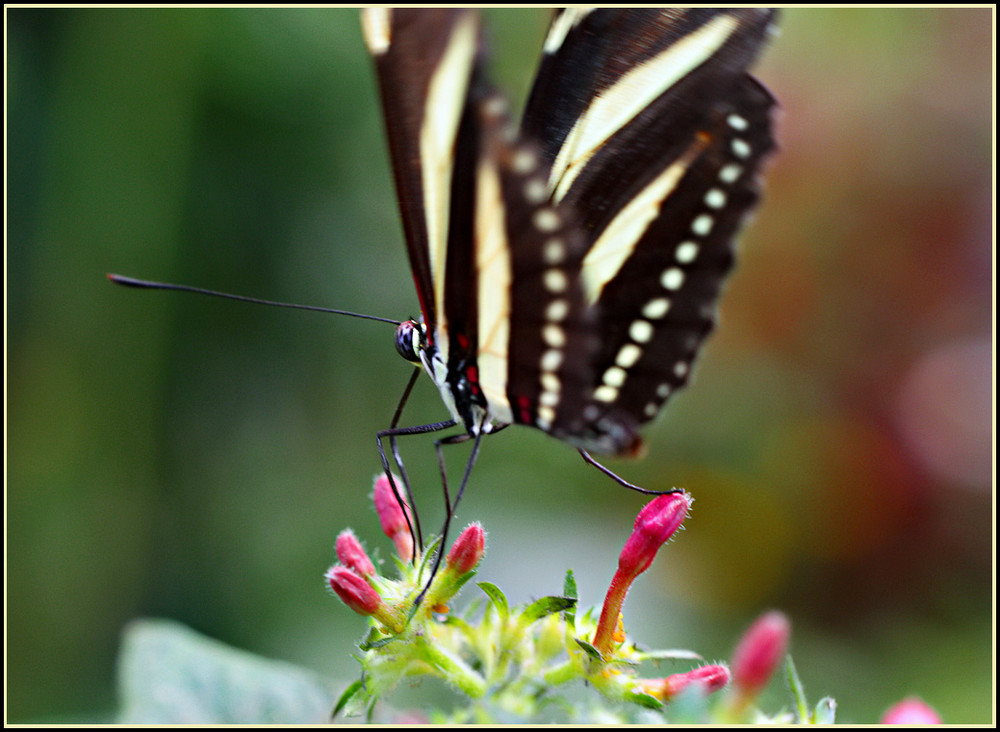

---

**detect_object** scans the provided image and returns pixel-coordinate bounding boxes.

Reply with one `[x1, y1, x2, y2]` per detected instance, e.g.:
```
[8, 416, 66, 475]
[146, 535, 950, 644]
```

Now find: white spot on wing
[705, 188, 726, 209]
[545, 299, 569, 322]
[661, 267, 685, 291]
[534, 208, 561, 233]
[540, 348, 563, 372]
[675, 241, 699, 263]
[691, 213, 714, 237]
[602, 366, 627, 388]
[642, 297, 671, 319]
[543, 238, 566, 265]
[581, 134, 709, 304]
[629, 319, 654, 343]
[543, 324, 566, 347]
[719, 163, 743, 184]
[544, 269, 568, 293]
[731, 138, 751, 159]
[615, 343, 643, 368]
[594, 384, 619, 403]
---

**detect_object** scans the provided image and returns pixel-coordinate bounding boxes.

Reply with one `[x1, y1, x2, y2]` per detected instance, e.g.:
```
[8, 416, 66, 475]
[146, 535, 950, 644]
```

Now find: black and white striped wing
[361, 8, 596, 435]
[362, 8, 778, 457]
[519, 9, 779, 455]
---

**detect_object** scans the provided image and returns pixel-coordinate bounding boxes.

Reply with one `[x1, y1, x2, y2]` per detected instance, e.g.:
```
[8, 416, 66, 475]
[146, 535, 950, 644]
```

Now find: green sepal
[623, 687, 664, 710]
[813, 697, 837, 724]
[574, 637, 603, 662]
[332, 678, 364, 719]
[562, 570, 578, 626]
[477, 581, 509, 618]
[635, 648, 703, 663]
[358, 632, 403, 652]
[447, 569, 478, 597]
[521, 596, 577, 625]
[784, 655, 809, 723]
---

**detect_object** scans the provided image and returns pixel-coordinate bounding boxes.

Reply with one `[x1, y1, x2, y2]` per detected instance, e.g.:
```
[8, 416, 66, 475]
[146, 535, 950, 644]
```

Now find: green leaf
[358, 634, 402, 652]
[574, 637, 603, 662]
[331, 679, 365, 719]
[477, 581, 509, 618]
[635, 648, 703, 663]
[417, 535, 444, 580]
[116, 618, 335, 724]
[623, 688, 663, 710]
[562, 570, 578, 626]
[448, 569, 478, 597]
[521, 596, 577, 625]
[563, 569, 578, 600]
[784, 654, 809, 723]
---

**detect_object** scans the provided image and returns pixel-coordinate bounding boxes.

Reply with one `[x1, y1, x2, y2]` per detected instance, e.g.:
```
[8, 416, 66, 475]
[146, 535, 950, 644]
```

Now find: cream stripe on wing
[549, 13, 738, 202]
[542, 8, 595, 54]
[420, 12, 479, 348]
[474, 152, 514, 423]
[360, 8, 392, 55]
[580, 134, 709, 304]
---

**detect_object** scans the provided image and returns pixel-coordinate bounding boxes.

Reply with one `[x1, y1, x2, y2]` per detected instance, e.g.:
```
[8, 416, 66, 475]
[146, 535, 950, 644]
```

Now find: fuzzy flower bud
[638, 663, 730, 701]
[880, 697, 942, 724]
[731, 610, 790, 698]
[336, 529, 376, 578]
[592, 492, 691, 657]
[620, 492, 691, 577]
[373, 473, 414, 562]
[445, 522, 485, 574]
[325, 565, 381, 616]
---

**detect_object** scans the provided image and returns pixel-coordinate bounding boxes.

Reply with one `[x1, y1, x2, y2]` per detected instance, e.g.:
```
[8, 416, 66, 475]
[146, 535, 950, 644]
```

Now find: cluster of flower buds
[324, 473, 485, 635]
[324, 477, 940, 724]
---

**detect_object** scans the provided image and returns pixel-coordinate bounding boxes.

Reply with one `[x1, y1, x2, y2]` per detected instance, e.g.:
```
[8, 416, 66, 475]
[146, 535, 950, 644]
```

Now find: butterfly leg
[409, 425, 487, 610]
[578, 449, 683, 496]
[383, 368, 426, 547]
[376, 417, 459, 558]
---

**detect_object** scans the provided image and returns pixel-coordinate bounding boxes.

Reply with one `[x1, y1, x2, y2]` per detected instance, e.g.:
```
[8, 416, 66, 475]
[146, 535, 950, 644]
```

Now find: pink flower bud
[619, 492, 691, 577]
[372, 473, 414, 561]
[731, 611, 790, 697]
[336, 529, 376, 578]
[325, 565, 381, 616]
[640, 664, 730, 701]
[880, 697, 942, 724]
[445, 522, 485, 574]
[592, 492, 691, 657]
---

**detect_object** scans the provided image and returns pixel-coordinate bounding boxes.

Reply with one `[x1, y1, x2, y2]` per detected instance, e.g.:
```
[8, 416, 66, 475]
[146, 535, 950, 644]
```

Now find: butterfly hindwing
[516, 9, 778, 454]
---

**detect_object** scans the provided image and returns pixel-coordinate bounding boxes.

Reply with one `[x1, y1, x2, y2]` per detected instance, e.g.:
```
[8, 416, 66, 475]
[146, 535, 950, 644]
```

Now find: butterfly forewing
[361, 8, 482, 354]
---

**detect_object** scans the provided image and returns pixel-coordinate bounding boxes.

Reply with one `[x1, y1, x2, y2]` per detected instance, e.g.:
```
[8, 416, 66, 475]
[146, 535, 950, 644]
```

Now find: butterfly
[360, 8, 778, 538]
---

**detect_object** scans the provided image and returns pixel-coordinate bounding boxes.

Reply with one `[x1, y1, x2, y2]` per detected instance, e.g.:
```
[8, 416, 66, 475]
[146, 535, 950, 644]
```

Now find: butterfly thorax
[394, 318, 506, 436]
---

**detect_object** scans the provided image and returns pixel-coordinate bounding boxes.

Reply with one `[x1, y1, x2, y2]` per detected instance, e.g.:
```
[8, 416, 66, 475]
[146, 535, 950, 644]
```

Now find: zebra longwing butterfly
[362, 8, 777, 478]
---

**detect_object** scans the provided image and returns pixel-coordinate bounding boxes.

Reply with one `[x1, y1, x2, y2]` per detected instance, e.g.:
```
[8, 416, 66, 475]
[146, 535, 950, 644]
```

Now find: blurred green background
[7, 8, 993, 724]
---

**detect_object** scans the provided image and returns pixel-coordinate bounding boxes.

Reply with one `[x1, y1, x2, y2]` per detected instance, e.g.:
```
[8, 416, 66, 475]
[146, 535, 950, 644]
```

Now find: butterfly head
[394, 319, 426, 364]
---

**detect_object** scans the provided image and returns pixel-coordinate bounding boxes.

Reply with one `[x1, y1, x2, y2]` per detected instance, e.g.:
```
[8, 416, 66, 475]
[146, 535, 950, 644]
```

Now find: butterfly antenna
[108, 274, 401, 326]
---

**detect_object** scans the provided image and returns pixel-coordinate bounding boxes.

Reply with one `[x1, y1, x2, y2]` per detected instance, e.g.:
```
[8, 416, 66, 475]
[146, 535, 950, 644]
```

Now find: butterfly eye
[394, 320, 422, 363]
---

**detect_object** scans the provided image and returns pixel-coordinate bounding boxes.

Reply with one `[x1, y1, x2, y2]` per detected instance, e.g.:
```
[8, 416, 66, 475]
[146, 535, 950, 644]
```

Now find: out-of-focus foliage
[6, 8, 992, 724]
